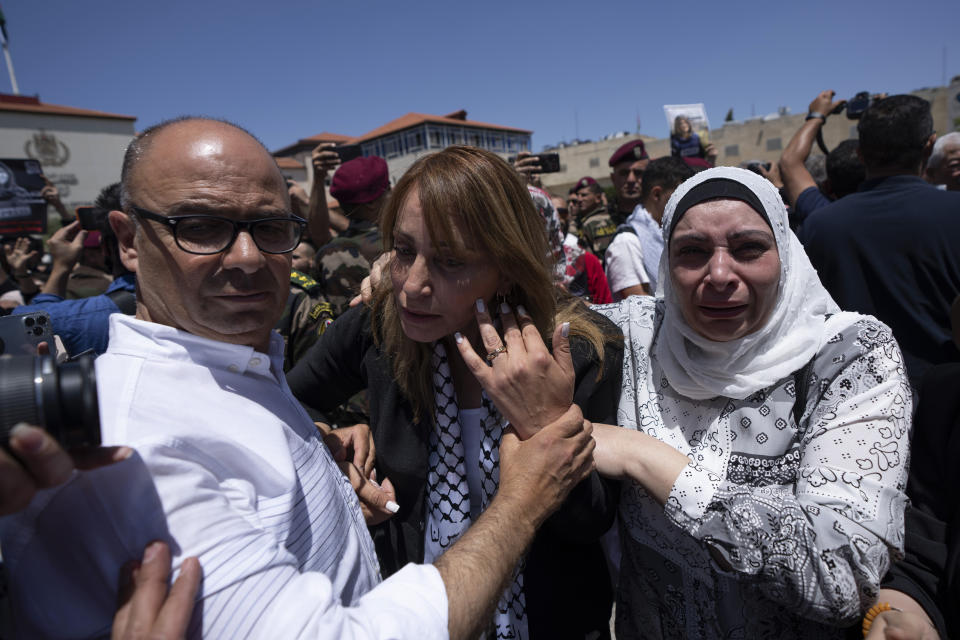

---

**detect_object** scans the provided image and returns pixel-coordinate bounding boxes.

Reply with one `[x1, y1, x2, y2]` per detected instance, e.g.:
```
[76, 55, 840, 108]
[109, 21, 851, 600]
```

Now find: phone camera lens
[37, 316, 47, 325]
[24, 317, 34, 327]
[32, 326, 43, 336]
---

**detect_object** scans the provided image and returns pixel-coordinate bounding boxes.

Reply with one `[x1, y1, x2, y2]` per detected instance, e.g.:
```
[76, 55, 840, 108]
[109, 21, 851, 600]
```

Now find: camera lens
[24, 317, 34, 327]
[0, 354, 100, 449]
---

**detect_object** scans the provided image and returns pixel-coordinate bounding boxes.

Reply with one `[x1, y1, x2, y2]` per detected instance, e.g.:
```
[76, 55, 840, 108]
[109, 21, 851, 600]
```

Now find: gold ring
[485, 345, 507, 362]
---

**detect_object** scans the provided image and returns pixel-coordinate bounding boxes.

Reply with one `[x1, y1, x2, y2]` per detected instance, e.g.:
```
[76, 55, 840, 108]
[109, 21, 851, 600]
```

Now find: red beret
[574, 176, 599, 191]
[330, 156, 389, 205]
[608, 140, 648, 167]
[682, 157, 713, 172]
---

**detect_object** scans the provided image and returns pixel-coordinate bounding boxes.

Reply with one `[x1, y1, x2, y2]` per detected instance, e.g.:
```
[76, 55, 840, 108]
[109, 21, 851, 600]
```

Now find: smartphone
[336, 144, 363, 163]
[536, 153, 561, 174]
[76, 206, 106, 232]
[0, 311, 53, 356]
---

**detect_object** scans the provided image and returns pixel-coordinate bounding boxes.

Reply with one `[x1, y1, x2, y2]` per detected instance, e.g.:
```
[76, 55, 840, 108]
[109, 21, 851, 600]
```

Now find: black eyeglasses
[130, 206, 306, 255]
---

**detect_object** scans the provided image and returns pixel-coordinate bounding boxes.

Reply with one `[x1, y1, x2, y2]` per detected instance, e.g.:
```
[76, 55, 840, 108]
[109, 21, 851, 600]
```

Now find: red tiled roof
[275, 157, 304, 170]
[300, 131, 354, 144]
[351, 111, 531, 144]
[0, 93, 136, 121]
[273, 131, 355, 156]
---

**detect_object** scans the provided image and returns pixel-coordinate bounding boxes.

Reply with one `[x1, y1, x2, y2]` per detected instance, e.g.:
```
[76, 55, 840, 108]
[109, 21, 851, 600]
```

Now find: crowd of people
[0, 90, 957, 640]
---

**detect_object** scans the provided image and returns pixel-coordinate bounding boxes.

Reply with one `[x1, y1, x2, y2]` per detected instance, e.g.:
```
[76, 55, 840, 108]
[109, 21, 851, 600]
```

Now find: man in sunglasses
[0, 117, 595, 640]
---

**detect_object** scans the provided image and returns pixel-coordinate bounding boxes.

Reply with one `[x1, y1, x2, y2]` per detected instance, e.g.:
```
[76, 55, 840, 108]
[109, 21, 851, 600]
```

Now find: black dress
[288, 304, 624, 639]
[882, 362, 960, 638]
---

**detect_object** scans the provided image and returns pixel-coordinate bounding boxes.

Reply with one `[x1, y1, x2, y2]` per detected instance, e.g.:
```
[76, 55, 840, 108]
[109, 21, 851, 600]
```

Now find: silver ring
[485, 345, 507, 362]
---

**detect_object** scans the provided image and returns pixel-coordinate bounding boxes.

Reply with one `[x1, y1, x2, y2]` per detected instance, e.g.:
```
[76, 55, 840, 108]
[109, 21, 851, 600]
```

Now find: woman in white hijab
[458, 167, 912, 639]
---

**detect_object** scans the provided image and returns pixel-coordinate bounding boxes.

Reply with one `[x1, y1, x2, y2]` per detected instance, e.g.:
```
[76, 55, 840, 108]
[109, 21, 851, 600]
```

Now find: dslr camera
[0, 314, 100, 449]
[831, 91, 877, 120]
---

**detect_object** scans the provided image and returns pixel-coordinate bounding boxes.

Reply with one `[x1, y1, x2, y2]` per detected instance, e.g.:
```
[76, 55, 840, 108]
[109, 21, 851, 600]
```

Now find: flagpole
[2, 40, 17, 94]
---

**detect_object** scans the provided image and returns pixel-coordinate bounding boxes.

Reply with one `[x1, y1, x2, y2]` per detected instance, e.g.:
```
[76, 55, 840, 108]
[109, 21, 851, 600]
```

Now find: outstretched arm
[779, 90, 845, 208]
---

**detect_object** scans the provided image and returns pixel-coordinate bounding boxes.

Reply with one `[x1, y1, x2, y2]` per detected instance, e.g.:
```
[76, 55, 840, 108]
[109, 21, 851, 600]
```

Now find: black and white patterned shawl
[424, 341, 527, 640]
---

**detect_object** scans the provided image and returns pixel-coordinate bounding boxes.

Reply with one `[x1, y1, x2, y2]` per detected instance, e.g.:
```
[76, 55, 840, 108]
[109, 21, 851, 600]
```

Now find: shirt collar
[626, 203, 660, 236]
[106, 314, 284, 382]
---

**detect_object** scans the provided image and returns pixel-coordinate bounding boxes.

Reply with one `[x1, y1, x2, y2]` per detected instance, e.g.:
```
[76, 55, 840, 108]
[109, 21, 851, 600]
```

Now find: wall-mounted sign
[24, 130, 70, 167]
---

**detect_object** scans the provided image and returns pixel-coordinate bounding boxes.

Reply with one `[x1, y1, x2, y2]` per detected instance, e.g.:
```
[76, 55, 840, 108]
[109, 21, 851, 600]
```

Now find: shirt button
[228, 364, 240, 373]
[249, 357, 261, 367]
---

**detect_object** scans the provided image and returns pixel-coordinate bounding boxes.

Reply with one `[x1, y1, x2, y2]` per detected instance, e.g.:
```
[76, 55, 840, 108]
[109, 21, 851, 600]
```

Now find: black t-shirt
[800, 175, 960, 387]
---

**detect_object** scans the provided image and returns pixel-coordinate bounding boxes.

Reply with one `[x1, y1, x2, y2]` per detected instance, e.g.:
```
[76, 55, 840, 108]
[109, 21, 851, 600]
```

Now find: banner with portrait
[0, 158, 47, 235]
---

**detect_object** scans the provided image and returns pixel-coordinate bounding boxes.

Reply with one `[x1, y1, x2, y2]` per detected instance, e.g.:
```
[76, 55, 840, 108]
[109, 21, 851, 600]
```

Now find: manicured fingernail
[561, 322, 570, 338]
[517, 304, 528, 317]
[369, 478, 381, 488]
[454, 332, 463, 344]
[385, 500, 400, 514]
[475, 298, 485, 313]
[143, 540, 163, 563]
[500, 302, 511, 315]
[11, 423, 44, 453]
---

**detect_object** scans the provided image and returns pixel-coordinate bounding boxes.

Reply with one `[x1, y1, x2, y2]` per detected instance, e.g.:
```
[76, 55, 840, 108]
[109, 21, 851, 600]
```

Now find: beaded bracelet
[862, 602, 901, 637]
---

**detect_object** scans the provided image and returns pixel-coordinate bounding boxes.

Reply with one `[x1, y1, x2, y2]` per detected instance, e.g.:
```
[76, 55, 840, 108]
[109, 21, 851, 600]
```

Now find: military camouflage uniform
[282, 267, 372, 426]
[276, 270, 338, 372]
[577, 206, 619, 265]
[606, 201, 632, 227]
[338, 219, 382, 264]
[315, 233, 374, 314]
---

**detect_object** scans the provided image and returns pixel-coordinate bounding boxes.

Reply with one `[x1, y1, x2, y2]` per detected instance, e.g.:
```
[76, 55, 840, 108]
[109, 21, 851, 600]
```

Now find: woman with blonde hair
[288, 146, 623, 639]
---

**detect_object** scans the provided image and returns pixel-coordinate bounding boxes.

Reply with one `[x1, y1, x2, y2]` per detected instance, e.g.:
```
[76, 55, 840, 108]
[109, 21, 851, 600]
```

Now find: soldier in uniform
[607, 139, 650, 223]
[275, 269, 337, 371]
[313, 156, 389, 311]
[573, 176, 618, 264]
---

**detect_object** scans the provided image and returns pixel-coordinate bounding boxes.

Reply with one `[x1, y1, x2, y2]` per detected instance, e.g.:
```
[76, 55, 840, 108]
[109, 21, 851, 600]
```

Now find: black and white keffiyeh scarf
[424, 342, 527, 640]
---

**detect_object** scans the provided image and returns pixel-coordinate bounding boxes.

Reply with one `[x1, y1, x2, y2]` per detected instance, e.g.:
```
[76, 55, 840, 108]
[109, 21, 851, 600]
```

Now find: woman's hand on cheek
[455, 301, 575, 440]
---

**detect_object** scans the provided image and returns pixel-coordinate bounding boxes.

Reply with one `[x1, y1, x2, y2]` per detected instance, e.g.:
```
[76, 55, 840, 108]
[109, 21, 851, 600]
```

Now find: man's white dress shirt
[0, 315, 448, 639]
[604, 204, 663, 298]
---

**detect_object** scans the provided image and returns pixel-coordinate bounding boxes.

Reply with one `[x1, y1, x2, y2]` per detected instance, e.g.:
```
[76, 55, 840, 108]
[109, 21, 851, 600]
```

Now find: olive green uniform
[577, 206, 619, 264]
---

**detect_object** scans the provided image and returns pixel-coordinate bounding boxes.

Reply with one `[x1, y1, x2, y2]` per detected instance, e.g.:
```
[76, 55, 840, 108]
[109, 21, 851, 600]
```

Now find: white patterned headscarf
[653, 166, 858, 399]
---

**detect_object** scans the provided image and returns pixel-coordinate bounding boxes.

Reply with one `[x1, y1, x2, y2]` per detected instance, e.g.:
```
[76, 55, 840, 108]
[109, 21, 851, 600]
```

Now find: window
[766, 137, 782, 151]
[449, 128, 464, 145]
[383, 136, 400, 158]
[428, 128, 443, 148]
[724, 144, 740, 157]
[589, 158, 600, 168]
[507, 136, 522, 152]
[488, 132, 504, 151]
[362, 144, 376, 157]
[407, 130, 424, 152]
[466, 130, 481, 147]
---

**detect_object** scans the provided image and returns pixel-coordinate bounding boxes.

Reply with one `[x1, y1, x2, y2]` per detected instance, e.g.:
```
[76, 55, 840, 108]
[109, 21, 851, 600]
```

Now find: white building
[0, 93, 136, 215]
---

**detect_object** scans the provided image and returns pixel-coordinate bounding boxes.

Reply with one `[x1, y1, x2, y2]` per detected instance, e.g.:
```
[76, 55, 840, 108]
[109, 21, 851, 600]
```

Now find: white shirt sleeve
[1, 439, 449, 640]
[604, 233, 649, 296]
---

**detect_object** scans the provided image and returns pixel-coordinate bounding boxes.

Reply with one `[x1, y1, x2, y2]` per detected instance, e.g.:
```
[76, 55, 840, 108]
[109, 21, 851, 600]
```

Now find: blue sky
[2, 0, 958, 152]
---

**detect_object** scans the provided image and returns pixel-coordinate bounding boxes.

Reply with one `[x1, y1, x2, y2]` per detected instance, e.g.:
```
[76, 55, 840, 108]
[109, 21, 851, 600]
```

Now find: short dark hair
[857, 95, 933, 171]
[825, 140, 866, 198]
[94, 182, 122, 211]
[120, 116, 267, 210]
[640, 156, 695, 202]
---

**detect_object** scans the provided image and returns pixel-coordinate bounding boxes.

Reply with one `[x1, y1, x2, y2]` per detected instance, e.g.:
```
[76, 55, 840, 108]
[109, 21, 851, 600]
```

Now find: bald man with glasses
[0, 117, 595, 640]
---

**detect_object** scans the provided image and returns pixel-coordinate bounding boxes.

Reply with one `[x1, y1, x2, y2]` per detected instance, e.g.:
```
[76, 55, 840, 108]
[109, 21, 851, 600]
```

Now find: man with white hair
[924, 131, 960, 191]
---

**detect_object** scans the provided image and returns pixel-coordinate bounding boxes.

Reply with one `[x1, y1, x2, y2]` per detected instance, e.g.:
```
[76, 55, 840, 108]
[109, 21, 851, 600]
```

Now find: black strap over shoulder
[106, 288, 137, 315]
